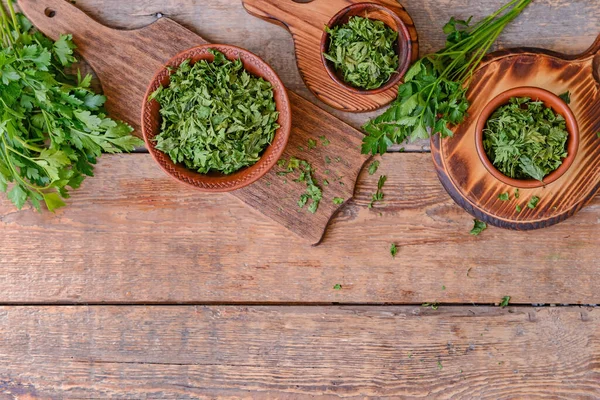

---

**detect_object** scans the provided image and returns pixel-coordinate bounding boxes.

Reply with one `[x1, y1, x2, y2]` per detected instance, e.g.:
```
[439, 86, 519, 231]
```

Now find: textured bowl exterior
[475, 87, 580, 189]
[320, 2, 413, 96]
[141, 44, 291, 192]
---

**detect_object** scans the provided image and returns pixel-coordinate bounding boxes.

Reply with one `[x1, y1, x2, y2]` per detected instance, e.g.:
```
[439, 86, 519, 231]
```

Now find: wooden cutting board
[20, 0, 370, 245]
[242, 0, 419, 112]
[432, 37, 600, 230]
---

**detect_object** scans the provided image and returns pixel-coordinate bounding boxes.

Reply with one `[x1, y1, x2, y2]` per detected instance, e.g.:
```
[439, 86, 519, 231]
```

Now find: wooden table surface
[0, 0, 599, 398]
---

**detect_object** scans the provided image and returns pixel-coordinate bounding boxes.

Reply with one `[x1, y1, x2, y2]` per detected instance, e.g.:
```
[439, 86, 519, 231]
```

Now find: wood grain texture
[0, 305, 598, 398]
[432, 37, 600, 230]
[242, 0, 419, 112]
[0, 153, 598, 305]
[19, 0, 370, 244]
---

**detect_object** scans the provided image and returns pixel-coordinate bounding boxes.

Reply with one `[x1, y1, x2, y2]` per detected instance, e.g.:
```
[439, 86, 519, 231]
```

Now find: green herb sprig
[362, 0, 532, 155]
[483, 97, 568, 182]
[0, 2, 142, 211]
[324, 16, 399, 90]
[150, 50, 279, 175]
[277, 157, 322, 214]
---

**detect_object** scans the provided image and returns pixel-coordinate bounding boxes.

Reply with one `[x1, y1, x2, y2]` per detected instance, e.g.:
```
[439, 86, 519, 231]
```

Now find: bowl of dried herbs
[475, 87, 579, 188]
[142, 44, 291, 192]
[320, 3, 413, 94]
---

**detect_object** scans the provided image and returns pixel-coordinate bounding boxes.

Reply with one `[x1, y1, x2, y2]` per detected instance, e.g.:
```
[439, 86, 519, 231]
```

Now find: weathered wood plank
[0, 154, 598, 304]
[0, 305, 598, 398]
[20, 0, 600, 149]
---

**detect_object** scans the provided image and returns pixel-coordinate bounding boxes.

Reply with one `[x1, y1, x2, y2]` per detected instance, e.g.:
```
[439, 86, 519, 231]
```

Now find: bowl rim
[141, 43, 291, 192]
[319, 2, 413, 96]
[474, 86, 579, 189]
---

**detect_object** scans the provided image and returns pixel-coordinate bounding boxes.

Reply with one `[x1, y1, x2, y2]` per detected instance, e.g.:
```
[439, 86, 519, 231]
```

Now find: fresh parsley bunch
[150, 50, 280, 175]
[0, 1, 143, 211]
[324, 16, 399, 90]
[483, 97, 568, 181]
[362, 0, 532, 155]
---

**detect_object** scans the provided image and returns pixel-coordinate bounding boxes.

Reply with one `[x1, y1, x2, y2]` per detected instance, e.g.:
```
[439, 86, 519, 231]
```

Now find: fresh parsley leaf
[0, 6, 142, 212]
[319, 135, 330, 146]
[307, 138, 317, 150]
[324, 16, 399, 90]
[500, 296, 510, 308]
[470, 219, 487, 236]
[333, 284, 342, 290]
[278, 157, 322, 214]
[369, 175, 387, 208]
[333, 197, 344, 205]
[362, 0, 532, 155]
[514, 189, 520, 199]
[527, 196, 540, 209]
[150, 50, 279, 175]
[390, 243, 398, 258]
[516, 204, 522, 213]
[498, 192, 510, 201]
[422, 302, 439, 310]
[483, 97, 569, 182]
[368, 160, 380, 175]
[559, 91, 571, 104]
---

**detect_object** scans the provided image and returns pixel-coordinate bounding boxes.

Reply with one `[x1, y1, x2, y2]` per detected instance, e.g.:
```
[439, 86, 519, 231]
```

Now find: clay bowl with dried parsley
[475, 87, 579, 189]
[142, 44, 291, 192]
[320, 3, 412, 95]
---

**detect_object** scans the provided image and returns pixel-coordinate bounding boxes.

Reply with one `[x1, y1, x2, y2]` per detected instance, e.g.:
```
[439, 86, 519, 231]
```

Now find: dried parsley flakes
[150, 49, 280, 175]
[483, 97, 569, 182]
[323, 16, 399, 90]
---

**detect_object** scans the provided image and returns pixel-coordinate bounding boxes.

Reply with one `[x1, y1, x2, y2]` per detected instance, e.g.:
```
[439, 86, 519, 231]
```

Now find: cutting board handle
[18, 0, 112, 42]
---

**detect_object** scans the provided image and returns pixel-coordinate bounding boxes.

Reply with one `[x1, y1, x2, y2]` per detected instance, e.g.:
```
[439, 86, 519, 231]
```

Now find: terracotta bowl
[475, 87, 579, 189]
[141, 44, 291, 192]
[320, 2, 412, 95]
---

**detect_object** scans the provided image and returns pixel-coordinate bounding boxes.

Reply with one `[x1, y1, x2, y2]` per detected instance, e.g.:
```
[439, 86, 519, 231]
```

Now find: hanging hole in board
[292, 0, 315, 3]
[44, 8, 56, 18]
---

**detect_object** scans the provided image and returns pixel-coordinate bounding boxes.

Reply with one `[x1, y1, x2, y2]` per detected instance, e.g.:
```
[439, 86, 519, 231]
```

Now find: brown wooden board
[19, 0, 370, 245]
[1, 153, 599, 305]
[432, 37, 600, 230]
[242, 0, 419, 113]
[0, 305, 598, 398]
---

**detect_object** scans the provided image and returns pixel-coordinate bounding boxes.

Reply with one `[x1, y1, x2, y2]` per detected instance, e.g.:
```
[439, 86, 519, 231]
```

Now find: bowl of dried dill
[475, 87, 579, 188]
[320, 2, 412, 95]
[142, 44, 291, 192]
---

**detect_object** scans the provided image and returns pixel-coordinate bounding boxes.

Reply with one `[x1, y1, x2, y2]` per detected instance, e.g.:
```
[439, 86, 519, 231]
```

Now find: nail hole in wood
[44, 8, 56, 18]
[292, 0, 315, 3]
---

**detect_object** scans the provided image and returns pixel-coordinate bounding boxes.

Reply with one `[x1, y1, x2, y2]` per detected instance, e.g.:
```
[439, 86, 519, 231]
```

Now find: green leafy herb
[597, 132, 600, 138]
[470, 219, 487, 235]
[527, 196, 540, 209]
[516, 204, 522, 213]
[369, 175, 387, 208]
[323, 179, 329, 186]
[307, 138, 317, 150]
[559, 91, 571, 104]
[325, 156, 331, 164]
[500, 296, 510, 308]
[323, 16, 399, 90]
[319, 135, 330, 146]
[390, 243, 398, 258]
[514, 188, 520, 199]
[362, 0, 532, 155]
[368, 160, 380, 175]
[150, 49, 279, 175]
[278, 157, 322, 214]
[442, 285, 446, 290]
[0, 3, 142, 212]
[423, 302, 439, 310]
[483, 97, 569, 182]
[333, 197, 344, 205]
[333, 283, 342, 290]
[498, 192, 510, 201]
[437, 361, 443, 370]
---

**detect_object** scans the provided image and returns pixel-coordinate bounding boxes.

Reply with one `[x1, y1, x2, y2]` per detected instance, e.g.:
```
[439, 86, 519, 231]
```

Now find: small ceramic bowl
[320, 2, 412, 95]
[475, 87, 579, 189]
[141, 44, 291, 192]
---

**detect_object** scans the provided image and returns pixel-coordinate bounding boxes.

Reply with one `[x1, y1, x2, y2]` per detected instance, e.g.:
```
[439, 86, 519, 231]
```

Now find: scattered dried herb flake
[470, 220, 487, 236]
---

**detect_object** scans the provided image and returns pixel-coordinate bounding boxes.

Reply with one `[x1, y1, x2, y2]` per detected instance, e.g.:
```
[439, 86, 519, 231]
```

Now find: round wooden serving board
[242, 0, 419, 112]
[432, 36, 600, 230]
